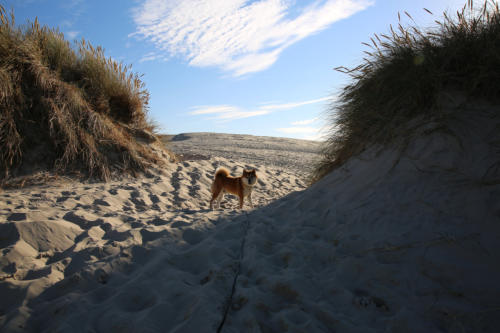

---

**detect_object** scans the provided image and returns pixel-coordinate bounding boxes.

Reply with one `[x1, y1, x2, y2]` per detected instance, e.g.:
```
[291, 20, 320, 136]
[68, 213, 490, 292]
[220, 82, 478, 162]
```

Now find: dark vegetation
[313, 0, 500, 182]
[0, 5, 167, 186]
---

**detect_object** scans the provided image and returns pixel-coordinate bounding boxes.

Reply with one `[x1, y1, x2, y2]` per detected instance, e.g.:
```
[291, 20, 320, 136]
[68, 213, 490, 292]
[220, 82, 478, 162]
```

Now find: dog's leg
[209, 195, 215, 210]
[248, 192, 254, 208]
[238, 193, 244, 209]
[210, 187, 222, 210]
[216, 191, 224, 209]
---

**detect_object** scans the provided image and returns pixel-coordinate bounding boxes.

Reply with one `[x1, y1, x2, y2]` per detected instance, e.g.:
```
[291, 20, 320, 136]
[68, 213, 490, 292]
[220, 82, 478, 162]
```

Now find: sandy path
[0, 156, 306, 332]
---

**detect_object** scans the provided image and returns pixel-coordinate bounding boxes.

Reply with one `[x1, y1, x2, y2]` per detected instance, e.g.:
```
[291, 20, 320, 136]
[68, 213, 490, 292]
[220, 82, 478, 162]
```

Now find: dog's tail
[212, 167, 230, 192]
[214, 167, 230, 179]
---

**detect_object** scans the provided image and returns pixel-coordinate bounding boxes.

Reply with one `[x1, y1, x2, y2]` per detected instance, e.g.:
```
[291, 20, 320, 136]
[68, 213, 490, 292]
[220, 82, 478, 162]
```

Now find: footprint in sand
[129, 190, 149, 211]
[182, 228, 204, 245]
[0, 223, 20, 248]
[150, 217, 170, 226]
[90, 285, 117, 304]
[56, 193, 71, 203]
[171, 220, 191, 228]
[23, 266, 53, 280]
[140, 229, 169, 243]
[7, 212, 27, 221]
[114, 288, 157, 312]
[170, 165, 188, 205]
[188, 168, 202, 199]
[63, 211, 103, 229]
[149, 194, 160, 204]
[93, 199, 110, 207]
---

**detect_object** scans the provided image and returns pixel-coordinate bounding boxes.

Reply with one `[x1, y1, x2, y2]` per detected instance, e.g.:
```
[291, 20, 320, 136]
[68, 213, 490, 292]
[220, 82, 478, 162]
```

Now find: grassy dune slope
[314, 0, 500, 182]
[0, 5, 167, 185]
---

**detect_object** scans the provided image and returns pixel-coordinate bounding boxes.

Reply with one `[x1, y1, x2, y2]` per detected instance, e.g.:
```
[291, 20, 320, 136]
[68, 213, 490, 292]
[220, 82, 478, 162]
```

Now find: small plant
[0, 5, 164, 183]
[312, 0, 500, 182]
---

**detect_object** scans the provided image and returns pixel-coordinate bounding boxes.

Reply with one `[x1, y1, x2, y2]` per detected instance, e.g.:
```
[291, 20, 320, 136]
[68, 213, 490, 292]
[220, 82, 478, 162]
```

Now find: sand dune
[1, 104, 500, 333]
[164, 132, 322, 173]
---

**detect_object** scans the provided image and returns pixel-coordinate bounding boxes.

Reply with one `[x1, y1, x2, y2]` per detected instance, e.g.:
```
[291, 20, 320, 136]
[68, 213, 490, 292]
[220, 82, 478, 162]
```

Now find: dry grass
[0, 5, 164, 184]
[312, 0, 500, 182]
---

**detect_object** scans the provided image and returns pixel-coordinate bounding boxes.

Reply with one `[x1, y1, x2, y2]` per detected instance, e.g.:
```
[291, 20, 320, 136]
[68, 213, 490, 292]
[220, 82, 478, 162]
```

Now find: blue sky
[6, 0, 471, 140]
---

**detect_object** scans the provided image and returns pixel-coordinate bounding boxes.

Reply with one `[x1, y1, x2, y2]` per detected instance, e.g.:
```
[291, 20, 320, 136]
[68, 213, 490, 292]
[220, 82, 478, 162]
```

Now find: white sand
[1, 102, 500, 332]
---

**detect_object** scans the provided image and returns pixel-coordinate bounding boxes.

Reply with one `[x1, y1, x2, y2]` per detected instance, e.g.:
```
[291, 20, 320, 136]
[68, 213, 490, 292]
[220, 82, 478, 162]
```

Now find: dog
[210, 167, 257, 210]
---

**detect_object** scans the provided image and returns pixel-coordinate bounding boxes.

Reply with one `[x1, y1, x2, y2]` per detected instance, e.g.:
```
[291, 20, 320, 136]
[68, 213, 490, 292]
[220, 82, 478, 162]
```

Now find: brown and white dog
[210, 167, 257, 210]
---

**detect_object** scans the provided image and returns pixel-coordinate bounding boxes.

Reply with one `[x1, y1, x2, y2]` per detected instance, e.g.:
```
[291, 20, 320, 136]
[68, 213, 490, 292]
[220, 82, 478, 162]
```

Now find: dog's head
[242, 169, 258, 186]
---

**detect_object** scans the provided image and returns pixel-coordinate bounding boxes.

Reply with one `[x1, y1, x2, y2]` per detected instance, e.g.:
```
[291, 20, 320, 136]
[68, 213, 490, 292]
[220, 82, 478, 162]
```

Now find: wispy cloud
[59, 0, 86, 32]
[190, 105, 238, 116]
[277, 126, 324, 140]
[139, 51, 168, 63]
[276, 115, 332, 140]
[277, 126, 319, 134]
[190, 105, 270, 120]
[131, 0, 373, 76]
[259, 97, 330, 110]
[216, 110, 271, 120]
[190, 96, 329, 121]
[291, 117, 319, 126]
[65, 31, 79, 40]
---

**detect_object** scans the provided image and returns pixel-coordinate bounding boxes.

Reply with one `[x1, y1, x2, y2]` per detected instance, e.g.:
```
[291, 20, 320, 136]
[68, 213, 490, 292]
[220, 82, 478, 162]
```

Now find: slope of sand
[1, 101, 500, 333]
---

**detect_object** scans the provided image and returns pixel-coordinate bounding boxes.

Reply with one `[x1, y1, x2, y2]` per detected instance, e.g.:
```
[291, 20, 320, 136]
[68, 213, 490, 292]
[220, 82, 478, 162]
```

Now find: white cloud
[190, 96, 329, 121]
[277, 126, 319, 134]
[139, 51, 168, 63]
[132, 0, 373, 76]
[259, 97, 330, 110]
[190, 105, 238, 115]
[65, 31, 79, 39]
[216, 109, 271, 120]
[277, 126, 324, 140]
[291, 117, 319, 125]
[189, 105, 271, 121]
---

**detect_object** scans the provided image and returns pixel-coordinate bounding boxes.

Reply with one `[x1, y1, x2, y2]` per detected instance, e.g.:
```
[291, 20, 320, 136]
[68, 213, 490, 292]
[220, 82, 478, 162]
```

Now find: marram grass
[312, 0, 500, 182]
[0, 5, 163, 184]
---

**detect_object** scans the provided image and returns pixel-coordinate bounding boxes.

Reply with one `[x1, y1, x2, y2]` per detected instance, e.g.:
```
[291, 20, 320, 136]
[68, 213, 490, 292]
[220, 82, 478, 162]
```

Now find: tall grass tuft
[0, 5, 164, 183]
[312, 0, 500, 182]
